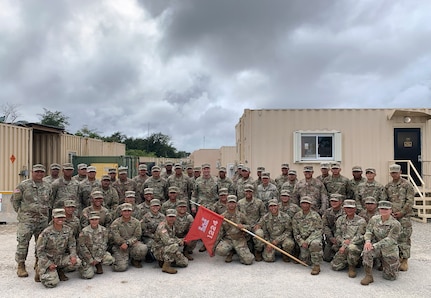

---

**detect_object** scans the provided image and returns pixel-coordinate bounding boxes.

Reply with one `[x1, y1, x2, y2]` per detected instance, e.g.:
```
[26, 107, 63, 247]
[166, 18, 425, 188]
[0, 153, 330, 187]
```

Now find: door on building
[394, 128, 422, 185]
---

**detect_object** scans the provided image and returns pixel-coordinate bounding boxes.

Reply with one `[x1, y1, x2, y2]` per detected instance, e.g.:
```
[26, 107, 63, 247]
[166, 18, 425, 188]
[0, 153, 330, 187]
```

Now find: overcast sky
[1, 0, 431, 153]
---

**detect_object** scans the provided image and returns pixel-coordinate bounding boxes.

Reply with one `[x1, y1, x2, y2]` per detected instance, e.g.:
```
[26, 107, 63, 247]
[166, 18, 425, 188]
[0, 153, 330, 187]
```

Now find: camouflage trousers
[262, 238, 295, 262]
[298, 239, 323, 266]
[40, 255, 81, 288]
[153, 244, 188, 267]
[79, 252, 115, 279]
[397, 217, 412, 259]
[247, 228, 264, 252]
[142, 237, 155, 251]
[216, 238, 255, 265]
[330, 243, 363, 270]
[183, 241, 197, 253]
[16, 219, 49, 263]
[363, 247, 399, 280]
[112, 242, 148, 272]
[323, 240, 338, 262]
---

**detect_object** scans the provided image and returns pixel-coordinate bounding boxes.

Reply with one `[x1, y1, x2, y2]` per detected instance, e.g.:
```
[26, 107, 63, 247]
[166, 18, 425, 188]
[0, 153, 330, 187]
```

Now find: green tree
[103, 131, 127, 143]
[75, 125, 103, 139]
[38, 108, 69, 128]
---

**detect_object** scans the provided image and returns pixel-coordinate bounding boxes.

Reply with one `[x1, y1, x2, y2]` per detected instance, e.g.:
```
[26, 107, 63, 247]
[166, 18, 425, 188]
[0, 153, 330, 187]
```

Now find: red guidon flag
[184, 206, 224, 256]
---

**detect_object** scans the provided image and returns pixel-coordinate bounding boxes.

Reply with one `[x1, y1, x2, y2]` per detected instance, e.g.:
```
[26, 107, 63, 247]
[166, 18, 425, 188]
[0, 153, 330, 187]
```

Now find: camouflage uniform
[331, 214, 366, 270]
[235, 176, 255, 201]
[96, 185, 120, 213]
[166, 174, 194, 203]
[64, 215, 81, 239]
[133, 174, 149, 204]
[175, 211, 197, 253]
[385, 178, 414, 259]
[78, 224, 114, 279]
[292, 210, 323, 266]
[217, 177, 235, 195]
[73, 175, 87, 182]
[112, 178, 138, 205]
[363, 215, 401, 280]
[279, 202, 301, 219]
[257, 210, 294, 262]
[191, 176, 218, 208]
[51, 177, 79, 210]
[143, 177, 168, 203]
[138, 201, 151, 215]
[216, 210, 254, 265]
[355, 181, 387, 211]
[36, 224, 80, 288]
[275, 175, 289, 192]
[141, 211, 166, 250]
[43, 175, 59, 184]
[11, 179, 53, 263]
[211, 201, 227, 215]
[114, 204, 143, 221]
[237, 197, 266, 227]
[78, 179, 101, 209]
[281, 181, 298, 204]
[293, 178, 328, 215]
[348, 177, 366, 201]
[316, 174, 329, 184]
[358, 208, 379, 223]
[81, 206, 112, 228]
[161, 200, 179, 215]
[256, 183, 279, 206]
[322, 207, 345, 261]
[152, 221, 188, 267]
[324, 175, 353, 199]
[110, 216, 148, 272]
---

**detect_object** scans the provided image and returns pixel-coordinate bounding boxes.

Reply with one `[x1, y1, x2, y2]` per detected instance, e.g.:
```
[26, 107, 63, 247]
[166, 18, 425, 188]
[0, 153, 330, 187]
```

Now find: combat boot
[399, 258, 408, 271]
[310, 265, 320, 275]
[34, 265, 40, 282]
[254, 251, 263, 262]
[131, 259, 142, 268]
[57, 268, 69, 281]
[360, 266, 374, 285]
[282, 255, 290, 263]
[225, 251, 234, 263]
[95, 263, 103, 274]
[198, 245, 206, 252]
[184, 251, 194, 261]
[162, 262, 177, 274]
[17, 262, 29, 277]
[348, 265, 357, 278]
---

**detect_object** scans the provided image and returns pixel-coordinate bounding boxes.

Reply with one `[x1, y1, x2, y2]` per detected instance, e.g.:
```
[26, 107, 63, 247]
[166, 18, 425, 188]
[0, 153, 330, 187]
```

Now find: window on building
[293, 131, 342, 162]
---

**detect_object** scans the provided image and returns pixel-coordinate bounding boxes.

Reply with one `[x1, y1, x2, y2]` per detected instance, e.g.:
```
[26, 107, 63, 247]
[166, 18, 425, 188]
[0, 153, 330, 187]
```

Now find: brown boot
[131, 259, 142, 268]
[399, 258, 408, 271]
[17, 262, 29, 278]
[360, 266, 374, 285]
[34, 265, 40, 282]
[348, 265, 357, 278]
[225, 251, 234, 263]
[162, 262, 177, 274]
[310, 265, 320, 275]
[254, 251, 263, 262]
[57, 268, 69, 281]
[95, 263, 103, 274]
[184, 251, 194, 261]
[282, 254, 290, 263]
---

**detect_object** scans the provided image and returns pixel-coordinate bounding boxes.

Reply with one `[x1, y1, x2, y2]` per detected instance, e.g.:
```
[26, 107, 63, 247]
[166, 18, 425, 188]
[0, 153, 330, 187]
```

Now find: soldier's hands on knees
[302, 242, 308, 249]
[364, 241, 373, 251]
[49, 264, 57, 271]
[70, 256, 77, 266]
[120, 243, 128, 251]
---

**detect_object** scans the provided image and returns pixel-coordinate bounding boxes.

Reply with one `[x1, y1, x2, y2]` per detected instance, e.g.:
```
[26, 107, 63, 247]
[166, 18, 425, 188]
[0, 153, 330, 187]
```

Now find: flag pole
[191, 201, 308, 267]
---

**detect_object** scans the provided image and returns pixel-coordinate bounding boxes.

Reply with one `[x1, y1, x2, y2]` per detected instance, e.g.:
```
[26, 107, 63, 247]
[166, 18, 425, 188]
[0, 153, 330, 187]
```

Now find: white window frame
[293, 131, 342, 163]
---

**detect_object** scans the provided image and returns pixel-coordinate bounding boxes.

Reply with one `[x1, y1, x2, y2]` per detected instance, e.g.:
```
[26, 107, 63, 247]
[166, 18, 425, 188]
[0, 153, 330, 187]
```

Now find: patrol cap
[108, 168, 117, 174]
[280, 189, 291, 196]
[62, 163, 74, 170]
[88, 211, 101, 220]
[174, 163, 182, 169]
[138, 164, 148, 170]
[125, 190, 136, 198]
[219, 167, 227, 172]
[32, 164, 46, 172]
[101, 174, 110, 181]
[87, 166, 96, 172]
[91, 190, 104, 199]
[288, 169, 297, 175]
[52, 208, 66, 218]
[238, 164, 244, 169]
[152, 166, 161, 172]
[193, 166, 201, 171]
[50, 163, 61, 170]
[257, 166, 265, 172]
[241, 166, 250, 172]
[261, 172, 270, 179]
[227, 195, 237, 203]
[331, 162, 341, 169]
[166, 209, 177, 217]
[118, 166, 128, 174]
[168, 186, 179, 193]
[352, 166, 362, 172]
[150, 199, 161, 206]
[364, 196, 377, 204]
[177, 200, 188, 207]
[378, 200, 392, 209]
[343, 199, 356, 208]
[121, 203, 133, 211]
[219, 188, 228, 195]
[268, 199, 278, 207]
[202, 163, 211, 169]
[330, 193, 344, 201]
[320, 162, 330, 169]
[303, 165, 313, 172]
[77, 163, 87, 170]
[244, 184, 254, 192]
[186, 165, 193, 170]
[300, 196, 312, 204]
[144, 188, 154, 195]
[365, 168, 376, 174]
[165, 161, 173, 166]
[64, 199, 76, 208]
[389, 164, 401, 173]
[281, 163, 289, 169]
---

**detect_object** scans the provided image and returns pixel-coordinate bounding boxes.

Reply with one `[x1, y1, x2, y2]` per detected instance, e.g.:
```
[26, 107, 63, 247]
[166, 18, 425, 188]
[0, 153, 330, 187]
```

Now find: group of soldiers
[11, 160, 413, 287]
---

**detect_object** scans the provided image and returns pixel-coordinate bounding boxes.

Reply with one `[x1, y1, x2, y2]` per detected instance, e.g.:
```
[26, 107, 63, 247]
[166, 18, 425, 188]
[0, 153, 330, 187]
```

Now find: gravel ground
[0, 221, 430, 298]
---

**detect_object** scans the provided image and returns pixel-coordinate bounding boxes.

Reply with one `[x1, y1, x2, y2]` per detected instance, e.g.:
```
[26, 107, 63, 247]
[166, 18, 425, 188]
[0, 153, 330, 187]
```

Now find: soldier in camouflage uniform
[63, 199, 81, 239]
[193, 166, 202, 181]
[114, 191, 143, 220]
[275, 163, 290, 192]
[153, 209, 189, 274]
[358, 196, 379, 223]
[36, 208, 80, 288]
[292, 196, 323, 275]
[191, 163, 218, 215]
[232, 164, 243, 184]
[112, 166, 138, 205]
[185, 165, 194, 179]
[235, 166, 255, 201]
[256, 172, 279, 207]
[361, 201, 401, 285]
[73, 163, 87, 182]
[354, 168, 387, 212]
[217, 167, 235, 195]
[95, 175, 119, 213]
[133, 164, 149, 204]
[12, 164, 53, 278]
[161, 161, 174, 179]
[211, 188, 229, 215]
[322, 194, 345, 262]
[43, 163, 61, 184]
[293, 166, 328, 215]
[108, 167, 117, 183]
[110, 203, 148, 271]
[166, 164, 194, 205]
[175, 200, 196, 260]
[278, 190, 301, 218]
[281, 169, 298, 204]
[324, 162, 353, 200]
[51, 163, 80, 211]
[137, 188, 154, 215]
[253, 166, 265, 190]
[331, 200, 366, 278]
[216, 195, 255, 265]
[143, 166, 168, 204]
[348, 166, 366, 202]
[385, 164, 414, 272]
[161, 186, 180, 215]
[78, 166, 101, 210]
[141, 199, 166, 253]
[78, 211, 114, 278]
[256, 199, 294, 262]
[316, 162, 330, 183]
[81, 191, 113, 228]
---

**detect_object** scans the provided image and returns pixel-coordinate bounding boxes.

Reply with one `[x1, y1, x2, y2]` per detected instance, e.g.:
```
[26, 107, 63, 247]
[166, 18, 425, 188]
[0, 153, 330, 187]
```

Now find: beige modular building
[189, 146, 237, 177]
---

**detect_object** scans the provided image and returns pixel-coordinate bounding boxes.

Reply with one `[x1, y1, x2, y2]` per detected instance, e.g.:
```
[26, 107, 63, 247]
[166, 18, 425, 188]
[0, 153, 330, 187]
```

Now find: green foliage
[126, 149, 156, 157]
[75, 125, 103, 139]
[38, 108, 69, 128]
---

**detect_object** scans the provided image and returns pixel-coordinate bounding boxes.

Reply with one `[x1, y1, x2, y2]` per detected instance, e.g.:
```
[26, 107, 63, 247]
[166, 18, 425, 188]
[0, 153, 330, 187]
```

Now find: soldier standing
[256, 172, 279, 207]
[112, 166, 137, 205]
[166, 164, 193, 204]
[211, 188, 229, 215]
[73, 163, 88, 182]
[355, 168, 387, 212]
[81, 191, 113, 228]
[316, 162, 330, 183]
[96, 174, 119, 213]
[51, 163, 79, 210]
[324, 162, 352, 199]
[133, 164, 149, 203]
[275, 163, 290, 192]
[43, 163, 61, 184]
[143, 166, 168, 204]
[278, 190, 301, 219]
[281, 169, 298, 203]
[358, 196, 379, 223]
[191, 163, 218, 215]
[78, 166, 101, 210]
[235, 166, 254, 201]
[217, 167, 235, 195]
